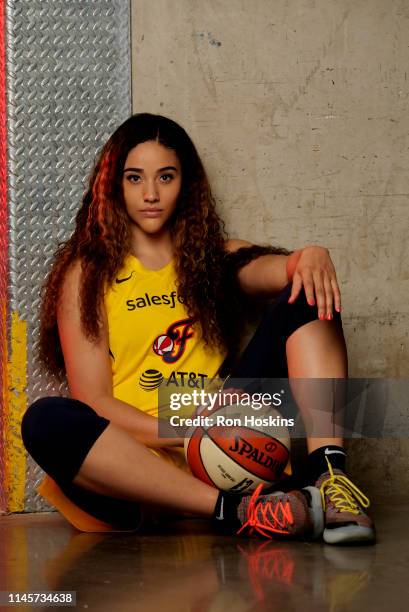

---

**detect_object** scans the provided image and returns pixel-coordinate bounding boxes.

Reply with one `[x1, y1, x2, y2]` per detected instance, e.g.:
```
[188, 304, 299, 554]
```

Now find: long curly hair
[38, 112, 291, 381]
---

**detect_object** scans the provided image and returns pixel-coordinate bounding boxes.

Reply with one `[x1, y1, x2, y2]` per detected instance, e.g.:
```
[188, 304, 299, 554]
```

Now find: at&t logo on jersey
[138, 368, 209, 391]
[139, 369, 164, 391]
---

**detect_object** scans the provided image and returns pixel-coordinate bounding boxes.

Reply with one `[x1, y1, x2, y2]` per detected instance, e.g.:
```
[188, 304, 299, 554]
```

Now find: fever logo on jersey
[153, 318, 195, 364]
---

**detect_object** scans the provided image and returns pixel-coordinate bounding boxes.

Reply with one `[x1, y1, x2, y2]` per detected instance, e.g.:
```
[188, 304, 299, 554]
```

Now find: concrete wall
[131, 0, 409, 501]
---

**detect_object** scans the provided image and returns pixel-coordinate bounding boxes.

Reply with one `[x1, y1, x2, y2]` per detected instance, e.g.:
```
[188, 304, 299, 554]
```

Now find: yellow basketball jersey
[103, 253, 227, 416]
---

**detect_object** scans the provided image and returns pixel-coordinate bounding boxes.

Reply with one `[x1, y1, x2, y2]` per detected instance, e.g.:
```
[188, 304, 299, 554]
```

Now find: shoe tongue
[315, 469, 346, 488]
[300, 488, 311, 504]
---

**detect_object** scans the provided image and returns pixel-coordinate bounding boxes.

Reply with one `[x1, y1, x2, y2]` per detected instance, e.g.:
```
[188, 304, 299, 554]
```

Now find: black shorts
[20, 396, 142, 529]
[21, 282, 343, 529]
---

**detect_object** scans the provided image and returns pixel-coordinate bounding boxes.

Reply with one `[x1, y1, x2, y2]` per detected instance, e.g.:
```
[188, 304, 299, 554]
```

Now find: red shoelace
[237, 541, 296, 600]
[237, 484, 295, 539]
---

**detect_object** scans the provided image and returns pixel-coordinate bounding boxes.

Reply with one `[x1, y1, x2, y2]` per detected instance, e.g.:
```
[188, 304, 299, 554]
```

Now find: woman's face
[122, 140, 182, 236]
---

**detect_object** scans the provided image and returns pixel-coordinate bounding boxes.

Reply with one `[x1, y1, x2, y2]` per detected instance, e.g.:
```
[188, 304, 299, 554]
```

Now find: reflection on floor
[0, 504, 406, 611]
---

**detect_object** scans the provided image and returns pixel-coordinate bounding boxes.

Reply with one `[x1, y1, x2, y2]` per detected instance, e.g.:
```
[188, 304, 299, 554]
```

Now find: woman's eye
[127, 175, 140, 183]
[160, 174, 173, 182]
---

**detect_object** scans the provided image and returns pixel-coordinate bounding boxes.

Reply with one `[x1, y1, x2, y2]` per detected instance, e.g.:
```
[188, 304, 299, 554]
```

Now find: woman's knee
[270, 281, 343, 331]
[20, 395, 110, 484]
[20, 396, 99, 457]
[21, 396, 63, 449]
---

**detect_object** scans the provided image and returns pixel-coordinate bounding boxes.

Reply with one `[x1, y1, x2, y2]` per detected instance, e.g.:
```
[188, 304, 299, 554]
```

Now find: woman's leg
[70, 421, 218, 516]
[21, 395, 322, 539]
[221, 282, 375, 544]
[221, 281, 347, 450]
[21, 397, 217, 521]
[286, 317, 347, 452]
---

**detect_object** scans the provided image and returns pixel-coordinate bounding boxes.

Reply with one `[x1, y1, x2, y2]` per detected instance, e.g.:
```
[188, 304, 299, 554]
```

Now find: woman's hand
[287, 246, 342, 320]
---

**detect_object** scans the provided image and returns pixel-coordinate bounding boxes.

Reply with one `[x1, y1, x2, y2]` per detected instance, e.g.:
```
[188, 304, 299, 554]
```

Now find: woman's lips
[140, 209, 163, 217]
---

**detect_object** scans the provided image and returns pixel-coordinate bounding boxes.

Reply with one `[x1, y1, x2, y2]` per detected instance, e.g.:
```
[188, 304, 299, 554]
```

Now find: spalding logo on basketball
[153, 334, 174, 356]
[184, 400, 290, 494]
[139, 369, 164, 391]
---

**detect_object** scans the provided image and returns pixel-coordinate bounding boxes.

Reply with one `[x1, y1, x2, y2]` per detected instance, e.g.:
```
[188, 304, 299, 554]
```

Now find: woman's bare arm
[56, 259, 183, 447]
[225, 238, 289, 296]
[225, 239, 342, 316]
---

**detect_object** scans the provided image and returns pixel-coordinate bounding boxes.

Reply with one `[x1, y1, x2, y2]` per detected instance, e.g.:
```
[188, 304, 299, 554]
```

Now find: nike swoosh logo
[324, 448, 346, 456]
[215, 496, 224, 521]
[115, 271, 134, 284]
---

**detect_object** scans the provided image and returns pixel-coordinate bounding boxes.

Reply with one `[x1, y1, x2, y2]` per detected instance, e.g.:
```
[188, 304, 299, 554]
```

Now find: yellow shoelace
[319, 456, 370, 514]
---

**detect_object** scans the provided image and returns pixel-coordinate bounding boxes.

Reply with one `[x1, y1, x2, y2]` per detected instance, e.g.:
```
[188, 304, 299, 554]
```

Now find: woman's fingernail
[327, 313, 333, 320]
[308, 300, 315, 306]
[319, 313, 325, 320]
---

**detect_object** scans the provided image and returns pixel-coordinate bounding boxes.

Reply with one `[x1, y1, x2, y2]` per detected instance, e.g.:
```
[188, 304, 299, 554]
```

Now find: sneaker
[316, 456, 376, 545]
[236, 483, 324, 540]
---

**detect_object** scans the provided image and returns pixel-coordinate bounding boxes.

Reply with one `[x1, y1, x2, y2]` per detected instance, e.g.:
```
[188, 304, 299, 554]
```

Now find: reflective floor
[0, 504, 407, 611]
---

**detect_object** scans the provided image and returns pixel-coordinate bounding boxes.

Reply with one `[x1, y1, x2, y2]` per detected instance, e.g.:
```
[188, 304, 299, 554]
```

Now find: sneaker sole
[324, 524, 376, 545]
[303, 486, 324, 540]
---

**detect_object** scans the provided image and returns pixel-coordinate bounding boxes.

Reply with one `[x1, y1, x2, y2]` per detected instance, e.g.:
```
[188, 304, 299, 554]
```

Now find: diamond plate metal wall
[3, 0, 131, 513]
[0, 0, 8, 514]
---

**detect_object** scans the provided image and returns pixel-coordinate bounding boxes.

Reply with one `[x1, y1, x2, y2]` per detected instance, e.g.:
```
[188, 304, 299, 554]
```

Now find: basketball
[184, 396, 291, 494]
